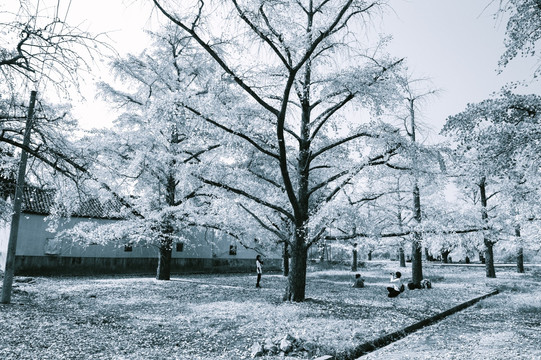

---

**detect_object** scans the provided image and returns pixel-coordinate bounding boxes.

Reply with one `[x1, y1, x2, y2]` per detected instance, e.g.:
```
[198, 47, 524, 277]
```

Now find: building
[0, 187, 281, 276]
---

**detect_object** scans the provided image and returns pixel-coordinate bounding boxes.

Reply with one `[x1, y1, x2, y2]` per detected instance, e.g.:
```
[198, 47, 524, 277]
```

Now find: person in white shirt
[387, 271, 403, 297]
[256, 255, 263, 288]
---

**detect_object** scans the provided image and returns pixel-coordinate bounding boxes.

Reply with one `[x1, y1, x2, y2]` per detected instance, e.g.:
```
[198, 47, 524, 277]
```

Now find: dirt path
[359, 283, 541, 360]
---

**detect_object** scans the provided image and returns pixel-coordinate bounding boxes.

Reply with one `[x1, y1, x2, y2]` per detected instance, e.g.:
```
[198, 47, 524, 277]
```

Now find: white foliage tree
[151, 0, 405, 301]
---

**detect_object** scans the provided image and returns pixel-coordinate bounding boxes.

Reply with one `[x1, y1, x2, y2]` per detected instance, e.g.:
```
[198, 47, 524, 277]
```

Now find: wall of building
[0, 223, 9, 272]
[0, 213, 282, 275]
[12, 256, 283, 276]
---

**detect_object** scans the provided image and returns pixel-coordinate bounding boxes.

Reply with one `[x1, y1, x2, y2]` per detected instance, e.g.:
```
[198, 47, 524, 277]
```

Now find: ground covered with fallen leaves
[0, 261, 539, 359]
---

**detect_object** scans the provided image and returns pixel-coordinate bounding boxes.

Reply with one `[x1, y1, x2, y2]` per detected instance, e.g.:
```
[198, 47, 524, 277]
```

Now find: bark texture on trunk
[283, 242, 290, 276]
[399, 247, 406, 268]
[157, 244, 172, 280]
[517, 246, 524, 273]
[411, 238, 423, 284]
[484, 238, 496, 278]
[155, 131, 179, 281]
[411, 182, 423, 285]
[351, 244, 358, 272]
[515, 224, 524, 273]
[282, 57, 312, 302]
[284, 239, 307, 302]
[479, 177, 496, 278]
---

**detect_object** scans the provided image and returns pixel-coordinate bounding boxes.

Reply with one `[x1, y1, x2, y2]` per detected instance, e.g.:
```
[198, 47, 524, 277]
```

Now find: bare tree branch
[238, 202, 289, 244]
[197, 176, 294, 221]
[180, 102, 280, 160]
[152, 0, 280, 116]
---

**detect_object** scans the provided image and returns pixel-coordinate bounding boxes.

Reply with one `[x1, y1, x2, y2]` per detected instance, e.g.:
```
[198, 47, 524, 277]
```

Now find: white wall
[0, 223, 11, 272]
[10, 213, 277, 261]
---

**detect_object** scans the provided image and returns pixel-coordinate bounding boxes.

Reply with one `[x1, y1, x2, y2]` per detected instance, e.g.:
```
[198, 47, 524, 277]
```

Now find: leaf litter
[0, 262, 538, 359]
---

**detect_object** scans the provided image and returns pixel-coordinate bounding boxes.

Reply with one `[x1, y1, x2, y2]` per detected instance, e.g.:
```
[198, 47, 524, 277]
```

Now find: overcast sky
[383, 0, 540, 141]
[69, 0, 540, 135]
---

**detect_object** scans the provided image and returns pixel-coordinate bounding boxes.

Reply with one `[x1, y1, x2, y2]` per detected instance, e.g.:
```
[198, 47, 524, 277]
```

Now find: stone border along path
[315, 289, 500, 360]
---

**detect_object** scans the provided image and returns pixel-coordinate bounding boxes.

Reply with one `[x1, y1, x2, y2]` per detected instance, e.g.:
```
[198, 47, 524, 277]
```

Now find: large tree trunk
[156, 140, 179, 281]
[284, 235, 308, 302]
[411, 182, 423, 285]
[517, 247, 524, 273]
[157, 242, 172, 280]
[283, 80, 312, 301]
[411, 237, 423, 284]
[424, 247, 434, 261]
[515, 225, 524, 273]
[407, 97, 424, 286]
[399, 246, 406, 268]
[351, 244, 358, 272]
[283, 242, 290, 276]
[441, 249, 450, 264]
[484, 238, 496, 278]
[479, 177, 496, 278]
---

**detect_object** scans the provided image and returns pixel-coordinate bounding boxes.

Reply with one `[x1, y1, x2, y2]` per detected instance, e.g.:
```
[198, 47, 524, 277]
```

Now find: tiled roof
[21, 187, 124, 220]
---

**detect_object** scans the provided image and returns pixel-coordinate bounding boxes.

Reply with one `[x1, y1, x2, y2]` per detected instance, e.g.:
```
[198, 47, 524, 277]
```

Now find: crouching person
[387, 271, 404, 298]
[421, 279, 432, 289]
[407, 278, 432, 290]
[352, 273, 365, 288]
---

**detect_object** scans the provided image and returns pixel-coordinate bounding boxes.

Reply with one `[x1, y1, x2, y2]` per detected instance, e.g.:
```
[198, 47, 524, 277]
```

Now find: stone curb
[323, 289, 500, 360]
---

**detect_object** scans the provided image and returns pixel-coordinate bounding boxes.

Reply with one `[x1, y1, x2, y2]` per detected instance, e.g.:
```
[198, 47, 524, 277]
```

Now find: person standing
[256, 255, 263, 288]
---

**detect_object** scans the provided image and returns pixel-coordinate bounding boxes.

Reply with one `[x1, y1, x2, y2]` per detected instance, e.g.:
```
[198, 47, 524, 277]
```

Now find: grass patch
[1, 261, 537, 359]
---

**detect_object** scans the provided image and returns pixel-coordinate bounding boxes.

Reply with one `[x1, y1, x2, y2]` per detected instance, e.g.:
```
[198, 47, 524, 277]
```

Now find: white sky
[383, 0, 540, 141]
[64, 0, 540, 135]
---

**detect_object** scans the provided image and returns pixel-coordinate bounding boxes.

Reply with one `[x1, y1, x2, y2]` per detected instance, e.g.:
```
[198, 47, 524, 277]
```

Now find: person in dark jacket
[352, 273, 365, 288]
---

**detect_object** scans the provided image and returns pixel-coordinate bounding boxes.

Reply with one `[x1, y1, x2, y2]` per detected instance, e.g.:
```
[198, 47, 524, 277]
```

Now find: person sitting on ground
[420, 278, 432, 289]
[387, 271, 404, 298]
[352, 273, 365, 288]
[408, 278, 432, 290]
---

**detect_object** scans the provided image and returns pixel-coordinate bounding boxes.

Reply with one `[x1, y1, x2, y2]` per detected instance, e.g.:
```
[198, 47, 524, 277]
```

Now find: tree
[495, 172, 541, 272]
[0, 2, 116, 303]
[60, 28, 229, 280]
[0, 91, 129, 303]
[0, 0, 111, 208]
[494, 0, 541, 77]
[395, 75, 438, 285]
[421, 190, 482, 264]
[442, 90, 541, 276]
[0, 1, 107, 93]
[0, 0, 108, 211]
[1, 90, 35, 304]
[151, 0, 404, 301]
[350, 73, 440, 284]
